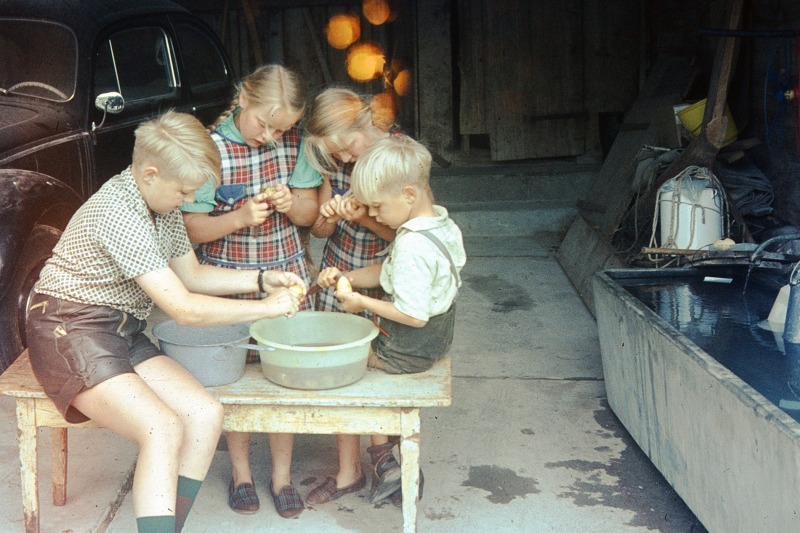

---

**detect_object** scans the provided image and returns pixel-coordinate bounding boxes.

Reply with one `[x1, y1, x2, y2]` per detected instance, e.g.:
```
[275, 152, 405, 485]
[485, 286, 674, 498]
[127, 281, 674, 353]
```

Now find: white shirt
[380, 205, 466, 321]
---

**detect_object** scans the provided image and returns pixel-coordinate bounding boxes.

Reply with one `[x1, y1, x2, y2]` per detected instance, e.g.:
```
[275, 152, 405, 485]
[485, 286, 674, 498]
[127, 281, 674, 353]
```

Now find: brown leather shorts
[26, 293, 160, 423]
[371, 303, 456, 374]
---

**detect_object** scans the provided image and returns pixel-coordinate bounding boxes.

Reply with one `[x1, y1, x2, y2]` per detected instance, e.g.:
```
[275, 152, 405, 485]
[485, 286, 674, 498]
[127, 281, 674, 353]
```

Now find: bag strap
[413, 229, 461, 285]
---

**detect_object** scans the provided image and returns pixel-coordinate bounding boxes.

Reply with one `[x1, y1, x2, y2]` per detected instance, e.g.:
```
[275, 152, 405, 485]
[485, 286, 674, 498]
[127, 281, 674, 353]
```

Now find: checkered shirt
[35, 167, 193, 319]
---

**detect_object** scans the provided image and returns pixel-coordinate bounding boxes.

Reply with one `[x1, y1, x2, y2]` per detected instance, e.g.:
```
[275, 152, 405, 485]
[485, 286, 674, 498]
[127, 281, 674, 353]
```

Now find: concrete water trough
[593, 267, 800, 533]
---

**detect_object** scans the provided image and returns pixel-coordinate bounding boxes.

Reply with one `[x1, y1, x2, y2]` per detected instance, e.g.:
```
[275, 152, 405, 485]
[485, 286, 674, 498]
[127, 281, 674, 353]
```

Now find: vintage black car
[0, 0, 235, 371]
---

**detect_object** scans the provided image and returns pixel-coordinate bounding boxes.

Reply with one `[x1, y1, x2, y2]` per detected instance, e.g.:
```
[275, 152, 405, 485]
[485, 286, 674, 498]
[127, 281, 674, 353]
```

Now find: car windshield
[0, 20, 77, 102]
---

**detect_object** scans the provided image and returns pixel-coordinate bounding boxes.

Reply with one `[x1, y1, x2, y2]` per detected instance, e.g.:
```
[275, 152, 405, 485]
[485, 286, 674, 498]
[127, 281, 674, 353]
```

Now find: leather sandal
[368, 442, 402, 503]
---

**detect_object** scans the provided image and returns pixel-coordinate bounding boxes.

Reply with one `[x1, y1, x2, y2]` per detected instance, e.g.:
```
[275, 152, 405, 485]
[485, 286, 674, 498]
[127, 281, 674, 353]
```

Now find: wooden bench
[0, 349, 452, 533]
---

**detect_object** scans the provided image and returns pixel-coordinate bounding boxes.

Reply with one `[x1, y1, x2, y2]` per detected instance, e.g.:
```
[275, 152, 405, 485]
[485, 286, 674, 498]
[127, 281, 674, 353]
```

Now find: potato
[336, 276, 352, 295]
[260, 186, 277, 203]
[289, 285, 306, 300]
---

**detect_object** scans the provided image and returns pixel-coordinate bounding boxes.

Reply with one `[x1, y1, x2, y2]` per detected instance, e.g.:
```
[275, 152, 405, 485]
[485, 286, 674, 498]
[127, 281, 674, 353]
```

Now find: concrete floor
[0, 233, 706, 532]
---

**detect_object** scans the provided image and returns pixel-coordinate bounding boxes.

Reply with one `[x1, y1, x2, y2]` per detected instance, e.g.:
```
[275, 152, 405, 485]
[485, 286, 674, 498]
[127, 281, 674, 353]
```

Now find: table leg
[16, 399, 40, 533]
[399, 408, 421, 533]
[52, 428, 68, 505]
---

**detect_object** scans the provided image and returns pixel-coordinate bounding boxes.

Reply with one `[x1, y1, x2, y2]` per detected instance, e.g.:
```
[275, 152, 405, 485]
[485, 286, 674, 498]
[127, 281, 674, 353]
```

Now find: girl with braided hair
[301, 87, 406, 507]
[180, 64, 321, 519]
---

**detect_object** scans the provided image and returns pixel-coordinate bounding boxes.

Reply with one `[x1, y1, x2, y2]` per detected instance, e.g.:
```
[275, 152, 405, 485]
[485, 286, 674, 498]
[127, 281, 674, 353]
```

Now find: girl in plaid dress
[305, 88, 399, 319]
[301, 87, 403, 506]
[181, 65, 321, 519]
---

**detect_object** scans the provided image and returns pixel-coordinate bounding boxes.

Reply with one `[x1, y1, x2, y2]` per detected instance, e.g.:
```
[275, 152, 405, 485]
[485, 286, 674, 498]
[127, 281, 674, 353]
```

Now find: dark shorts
[371, 303, 456, 374]
[25, 293, 161, 423]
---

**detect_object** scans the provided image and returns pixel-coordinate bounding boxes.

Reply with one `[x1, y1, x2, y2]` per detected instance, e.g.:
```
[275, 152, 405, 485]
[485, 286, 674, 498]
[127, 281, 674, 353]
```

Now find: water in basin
[620, 273, 800, 422]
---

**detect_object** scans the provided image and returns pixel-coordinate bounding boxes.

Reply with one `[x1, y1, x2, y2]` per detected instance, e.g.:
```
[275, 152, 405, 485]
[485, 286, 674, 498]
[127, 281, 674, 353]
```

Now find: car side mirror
[92, 92, 125, 131]
[95, 92, 124, 113]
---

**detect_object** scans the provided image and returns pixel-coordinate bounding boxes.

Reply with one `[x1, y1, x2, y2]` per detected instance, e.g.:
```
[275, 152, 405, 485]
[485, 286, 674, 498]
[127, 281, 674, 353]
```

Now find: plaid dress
[315, 162, 389, 318]
[197, 127, 312, 308]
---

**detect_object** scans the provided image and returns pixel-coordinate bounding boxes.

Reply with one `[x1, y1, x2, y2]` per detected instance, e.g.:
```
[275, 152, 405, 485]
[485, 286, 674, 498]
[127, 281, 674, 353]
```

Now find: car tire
[0, 224, 61, 372]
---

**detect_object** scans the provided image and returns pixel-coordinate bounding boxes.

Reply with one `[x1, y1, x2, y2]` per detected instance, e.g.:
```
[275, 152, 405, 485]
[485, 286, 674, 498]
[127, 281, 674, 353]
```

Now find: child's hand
[319, 195, 344, 221]
[239, 195, 274, 227]
[317, 267, 342, 289]
[261, 271, 305, 293]
[338, 291, 365, 314]
[269, 184, 293, 214]
[338, 196, 366, 222]
[262, 287, 300, 318]
[333, 276, 362, 312]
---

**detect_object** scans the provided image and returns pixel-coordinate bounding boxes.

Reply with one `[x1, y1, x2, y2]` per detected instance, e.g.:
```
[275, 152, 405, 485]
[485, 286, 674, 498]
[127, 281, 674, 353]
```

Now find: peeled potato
[289, 285, 306, 299]
[336, 276, 352, 295]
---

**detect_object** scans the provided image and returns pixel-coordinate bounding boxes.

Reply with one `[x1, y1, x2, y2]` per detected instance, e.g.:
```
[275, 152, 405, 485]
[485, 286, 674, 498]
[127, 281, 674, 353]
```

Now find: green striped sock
[136, 515, 175, 533]
[177, 475, 202, 501]
[175, 475, 203, 532]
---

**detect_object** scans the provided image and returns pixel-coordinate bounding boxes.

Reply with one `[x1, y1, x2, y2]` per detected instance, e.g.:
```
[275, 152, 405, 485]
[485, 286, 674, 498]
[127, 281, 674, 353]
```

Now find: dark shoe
[388, 469, 424, 508]
[307, 472, 367, 504]
[271, 484, 304, 518]
[368, 442, 402, 504]
[228, 479, 259, 514]
[372, 467, 402, 503]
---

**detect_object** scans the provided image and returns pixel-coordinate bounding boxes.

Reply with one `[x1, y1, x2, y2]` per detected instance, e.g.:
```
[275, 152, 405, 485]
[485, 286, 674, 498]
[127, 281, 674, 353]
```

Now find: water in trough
[620, 271, 800, 422]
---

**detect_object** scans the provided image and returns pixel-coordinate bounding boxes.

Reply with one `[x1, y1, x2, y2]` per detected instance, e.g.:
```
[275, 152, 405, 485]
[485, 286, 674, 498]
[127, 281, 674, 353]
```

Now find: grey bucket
[152, 320, 268, 387]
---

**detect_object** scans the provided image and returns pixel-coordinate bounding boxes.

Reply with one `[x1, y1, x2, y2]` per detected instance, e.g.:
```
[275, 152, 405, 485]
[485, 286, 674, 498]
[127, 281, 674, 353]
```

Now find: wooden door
[459, 0, 585, 160]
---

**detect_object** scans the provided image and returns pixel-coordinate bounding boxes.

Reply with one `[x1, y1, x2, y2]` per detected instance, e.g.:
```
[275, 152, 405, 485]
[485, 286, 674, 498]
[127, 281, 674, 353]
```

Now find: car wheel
[0, 224, 61, 371]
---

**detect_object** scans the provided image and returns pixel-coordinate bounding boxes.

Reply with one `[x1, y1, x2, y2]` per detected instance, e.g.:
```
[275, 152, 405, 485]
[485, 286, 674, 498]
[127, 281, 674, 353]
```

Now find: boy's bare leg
[72, 356, 223, 517]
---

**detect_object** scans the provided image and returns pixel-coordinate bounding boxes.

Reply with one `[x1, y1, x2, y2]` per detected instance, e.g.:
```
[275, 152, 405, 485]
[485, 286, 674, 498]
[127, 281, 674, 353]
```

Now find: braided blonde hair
[210, 64, 306, 144]
[303, 87, 388, 174]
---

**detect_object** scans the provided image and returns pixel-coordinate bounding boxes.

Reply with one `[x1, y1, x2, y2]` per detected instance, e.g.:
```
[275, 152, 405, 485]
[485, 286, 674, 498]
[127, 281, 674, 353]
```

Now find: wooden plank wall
[416, 0, 454, 153]
[457, 0, 487, 138]
[184, 0, 644, 162]
[486, 0, 585, 161]
[457, 0, 641, 161]
[186, 0, 418, 134]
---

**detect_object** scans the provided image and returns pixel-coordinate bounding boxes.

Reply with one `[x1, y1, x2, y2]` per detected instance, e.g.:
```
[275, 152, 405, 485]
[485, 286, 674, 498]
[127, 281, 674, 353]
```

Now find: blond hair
[133, 110, 221, 186]
[351, 135, 432, 205]
[303, 87, 388, 174]
[210, 64, 306, 143]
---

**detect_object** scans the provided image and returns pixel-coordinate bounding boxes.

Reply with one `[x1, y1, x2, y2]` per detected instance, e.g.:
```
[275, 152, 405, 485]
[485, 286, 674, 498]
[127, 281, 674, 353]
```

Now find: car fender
[0, 169, 83, 300]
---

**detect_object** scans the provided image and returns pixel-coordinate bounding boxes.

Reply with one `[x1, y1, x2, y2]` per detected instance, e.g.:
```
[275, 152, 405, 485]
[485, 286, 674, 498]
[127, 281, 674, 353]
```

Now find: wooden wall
[182, 0, 418, 134]
[181, 0, 643, 162]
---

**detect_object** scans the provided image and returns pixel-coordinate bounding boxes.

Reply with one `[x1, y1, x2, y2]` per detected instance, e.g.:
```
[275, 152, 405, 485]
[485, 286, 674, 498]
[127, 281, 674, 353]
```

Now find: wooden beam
[302, 7, 332, 84]
[242, 0, 263, 65]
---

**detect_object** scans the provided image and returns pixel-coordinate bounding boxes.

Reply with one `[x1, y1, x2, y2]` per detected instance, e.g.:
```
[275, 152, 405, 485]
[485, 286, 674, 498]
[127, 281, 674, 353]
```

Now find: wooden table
[0, 350, 452, 533]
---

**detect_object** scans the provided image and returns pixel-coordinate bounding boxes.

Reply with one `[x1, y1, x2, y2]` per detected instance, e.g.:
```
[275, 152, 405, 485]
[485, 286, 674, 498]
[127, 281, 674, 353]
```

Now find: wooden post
[17, 399, 39, 533]
[242, 0, 263, 66]
[51, 428, 68, 506]
[302, 8, 332, 84]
